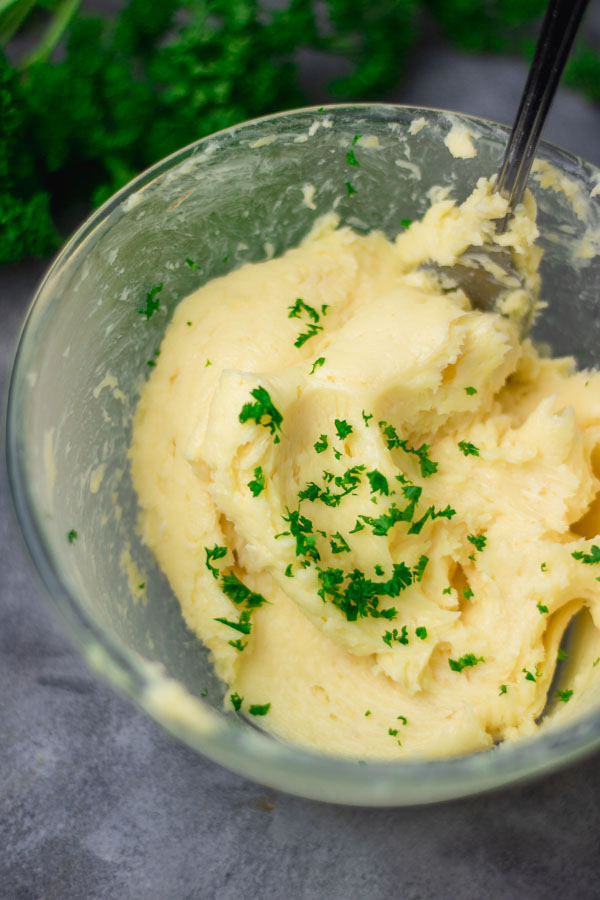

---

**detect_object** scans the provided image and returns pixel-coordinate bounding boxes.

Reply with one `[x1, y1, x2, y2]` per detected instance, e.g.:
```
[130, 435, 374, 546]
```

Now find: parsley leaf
[382, 626, 409, 647]
[228, 639, 247, 652]
[400, 218, 413, 228]
[295, 323, 323, 347]
[522, 667, 539, 682]
[185, 258, 200, 270]
[555, 689, 573, 703]
[364, 709, 372, 716]
[214, 616, 252, 635]
[288, 298, 320, 322]
[499, 684, 508, 695]
[467, 533, 487, 552]
[412, 556, 429, 583]
[537, 601, 549, 614]
[415, 626, 427, 640]
[249, 703, 271, 716]
[541, 562, 548, 572]
[352, 134, 362, 145]
[230, 692, 243, 711]
[310, 357, 326, 374]
[378, 421, 437, 477]
[345, 181, 356, 196]
[284, 564, 293, 578]
[314, 434, 328, 453]
[349, 519, 365, 533]
[458, 440, 480, 457]
[346, 148, 360, 167]
[448, 653, 484, 672]
[362, 410, 373, 427]
[367, 469, 389, 495]
[388, 727, 399, 736]
[557, 648, 568, 660]
[221, 572, 268, 609]
[67, 529, 78, 544]
[572, 545, 600, 565]
[138, 283, 163, 320]
[464, 386, 478, 395]
[239, 386, 283, 442]
[282, 509, 320, 561]
[335, 419, 353, 439]
[330, 532, 351, 554]
[205, 544, 227, 579]
[248, 466, 265, 497]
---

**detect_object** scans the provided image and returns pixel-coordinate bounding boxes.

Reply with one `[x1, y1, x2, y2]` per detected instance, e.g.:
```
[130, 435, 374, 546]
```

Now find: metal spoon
[428, 0, 590, 334]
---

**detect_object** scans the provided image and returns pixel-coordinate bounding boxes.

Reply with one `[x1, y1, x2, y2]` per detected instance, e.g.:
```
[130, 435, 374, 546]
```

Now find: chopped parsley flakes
[367, 469, 389, 495]
[572, 545, 600, 565]
[185, 257, 201, 270]
[346, 149, 360, 167]
[288, 298, 327, 348]
[555, 689, 573, 703]
[536, 601, 549, 614]
[541, 562, 548, 572]
[345, 181, 356, 196]
[400, 218, 412, 228]
[382, 626, 409, 647]
[412, 555, 429, 583]
[448, 653, 484, 673]
[249, 703, 271, 716]
[248, 466, 265, 497]
[285, 564, 293, 578]
[228, 639, 247, 652]
[415, 626, 427, 640]
[499, 684, 508, 695]
[464, 386, 477, 395]
[230, 692, 243, 711]
[330, 532, 351, 554]
[310, 357, 326, 374]
[467, 533, 487, 552]
[313, 435, 328, 454]
[334, 419, 353, 440]
[557, 648, 568, 660]
[362, 410, 373, 427]
[138, 283, 163, 320]
[522, 666, 539, 683]
[239, 386, 283, 443]
[378, 420, 438, 477]
[67, 529, 78, 544]
[458, 440, 480, 457]
[352, 134, 362, 145]
[205, 544, 227, 578]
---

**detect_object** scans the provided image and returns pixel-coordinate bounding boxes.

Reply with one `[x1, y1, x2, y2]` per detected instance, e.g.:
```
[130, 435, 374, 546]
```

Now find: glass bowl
[6, 105, 600, 806]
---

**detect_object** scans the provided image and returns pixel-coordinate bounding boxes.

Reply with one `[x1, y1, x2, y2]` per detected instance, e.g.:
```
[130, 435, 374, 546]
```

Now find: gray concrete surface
[3, 24, 600, 900]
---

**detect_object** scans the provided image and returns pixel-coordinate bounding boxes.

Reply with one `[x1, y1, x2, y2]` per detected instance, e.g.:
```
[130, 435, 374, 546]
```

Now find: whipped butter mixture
[131, 178, 600, 759]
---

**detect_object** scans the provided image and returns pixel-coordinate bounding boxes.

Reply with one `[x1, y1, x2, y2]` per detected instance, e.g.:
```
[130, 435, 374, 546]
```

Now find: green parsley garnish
[467, 533, 487, 552]
[345, 181, 356, 196]
[383, 626, 409, 647]
[522, 666, 539, 683]
[400, 218, 413, 228]
[247, 466, 265, 497]
[146, 359, 156, 367]
[138, 583, 145, 590]
[407, 504, 455, 536]
[374, 564, 384, 576]
[330, 532, 351, 554]
[295, 324, 322, 348]
[138, 283, 163, 320]
[378, 420, 438, 477]
[541, 562, 548, 572]
[280, 509, 320, 561]
[204, 544, 227, 579]
[186, 321, 192, 327]
[397, 715, 408, 725]
[362, 410, 373, 427]
[314, 434, 328, 453]
[464, 386, 477, 395]
[537, 601, 549, 614]
[572, 545, 600, 565]
[239, 386, 283, 443]
[412, 555, 429, 583]
[415, 626, 427, 640]
[67, 528, 78, 544]
[214, 615, 252, 635]
[228, 639, 247, 652]
[221, 572, 268, 609]
[185, 258, 200, 270]
[284, 564, 293, 577]
[317, 565, 409, 622]
[557, 648, 568, 660]
[289, 297, 320, 322]
[462, 586, 474, 600]
[593, 657, 600, 667]
[249, 703, 271, 716]
[288, 298, 326, 348]
[349, 519, 365, 533]
[448, 653, 484, 672]
[365, 709, 372, 716]
[388, 727, 399, 737]
[310, 357, 326, 374]
[442, 586, 452, 595]
[205, 359, 212, 367]
[352, 134, 362, 145]
[346, 149, 360, 167]
[335, 419, 353, 440]
[555, 689, 573, 703]
[499, 684, 508, 695]
[367, 469, 389, 495]
[458, 440, 480, 457]
[230, 692, 243, 711]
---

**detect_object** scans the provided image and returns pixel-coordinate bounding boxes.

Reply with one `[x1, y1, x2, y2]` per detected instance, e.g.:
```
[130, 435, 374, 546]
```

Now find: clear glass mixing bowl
[6, 105, 600, 806]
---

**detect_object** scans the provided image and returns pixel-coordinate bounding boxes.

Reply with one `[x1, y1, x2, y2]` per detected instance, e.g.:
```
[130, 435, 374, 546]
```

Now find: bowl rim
[6, 102, 600, 807]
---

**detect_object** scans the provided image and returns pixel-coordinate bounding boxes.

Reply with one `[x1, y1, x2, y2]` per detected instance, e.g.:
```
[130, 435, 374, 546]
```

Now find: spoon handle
[496, 0, 590, 214]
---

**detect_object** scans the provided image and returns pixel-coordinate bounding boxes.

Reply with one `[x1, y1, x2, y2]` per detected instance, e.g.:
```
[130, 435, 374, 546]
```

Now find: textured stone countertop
[3, 29, 600, 900]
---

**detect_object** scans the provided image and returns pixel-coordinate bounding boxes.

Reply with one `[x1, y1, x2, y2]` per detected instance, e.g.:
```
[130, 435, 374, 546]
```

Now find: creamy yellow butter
[130, 178, 600, 759]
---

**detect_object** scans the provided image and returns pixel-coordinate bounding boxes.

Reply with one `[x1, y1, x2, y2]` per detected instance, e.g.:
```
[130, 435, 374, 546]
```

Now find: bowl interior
[7, 105, 600, 804]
